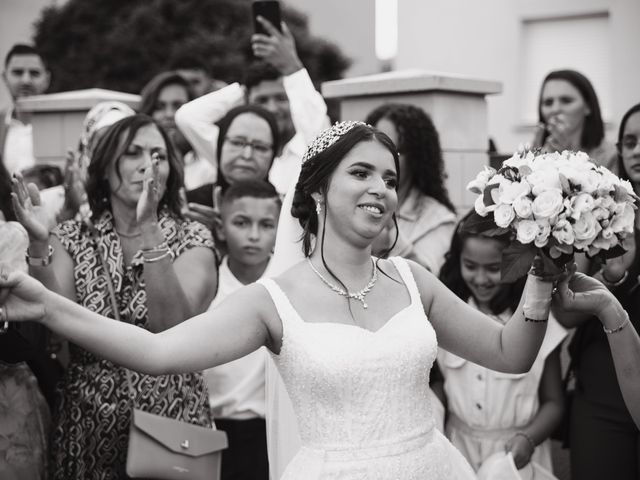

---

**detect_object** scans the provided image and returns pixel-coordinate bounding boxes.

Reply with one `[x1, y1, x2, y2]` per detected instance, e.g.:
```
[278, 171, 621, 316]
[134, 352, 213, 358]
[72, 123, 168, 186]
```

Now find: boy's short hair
[4, 43, 45, 67]
[244, 61, 282, 93]
[221, 179, 282, 210]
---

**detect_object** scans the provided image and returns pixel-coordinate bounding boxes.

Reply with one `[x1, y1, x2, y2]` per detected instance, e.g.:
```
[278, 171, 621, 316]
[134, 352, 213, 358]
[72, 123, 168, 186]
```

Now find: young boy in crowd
[204, 179, 281, 480]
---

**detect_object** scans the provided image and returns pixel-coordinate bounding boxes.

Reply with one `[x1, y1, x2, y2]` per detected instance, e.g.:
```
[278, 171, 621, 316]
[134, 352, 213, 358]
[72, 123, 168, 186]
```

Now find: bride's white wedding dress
[259, 257, 476, 479]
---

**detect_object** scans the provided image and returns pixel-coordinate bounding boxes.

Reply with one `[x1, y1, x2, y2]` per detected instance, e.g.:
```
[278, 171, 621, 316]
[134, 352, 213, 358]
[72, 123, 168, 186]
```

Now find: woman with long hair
[365, 104, 456, 274]
[11, 114, 218, 478]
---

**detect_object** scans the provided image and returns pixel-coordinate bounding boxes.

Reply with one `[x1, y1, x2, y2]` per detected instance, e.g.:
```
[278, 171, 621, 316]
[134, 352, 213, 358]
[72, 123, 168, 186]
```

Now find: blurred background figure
[139, 70, 216, 190]
[532, 69, 617, 173]
[555, 103, 640, 480]
[1, 43, 50, 175]
[168, 53, 228, 98]
[366, 103, 456, 275]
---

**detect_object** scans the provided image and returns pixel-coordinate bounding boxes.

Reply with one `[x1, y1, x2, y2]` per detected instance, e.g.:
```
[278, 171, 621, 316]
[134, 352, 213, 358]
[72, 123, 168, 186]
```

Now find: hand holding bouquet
[466, 150, 637, 282]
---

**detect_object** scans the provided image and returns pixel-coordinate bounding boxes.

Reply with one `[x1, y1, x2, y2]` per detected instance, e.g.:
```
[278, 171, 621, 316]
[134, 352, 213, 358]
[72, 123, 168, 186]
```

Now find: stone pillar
[322, 70, 502, 212]
[16, 88, 140, 170]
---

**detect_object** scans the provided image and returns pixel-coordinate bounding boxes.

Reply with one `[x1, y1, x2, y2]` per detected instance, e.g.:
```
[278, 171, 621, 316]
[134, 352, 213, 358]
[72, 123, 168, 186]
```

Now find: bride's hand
[0, 263, 48, 324]
[554, 271, 613, 317]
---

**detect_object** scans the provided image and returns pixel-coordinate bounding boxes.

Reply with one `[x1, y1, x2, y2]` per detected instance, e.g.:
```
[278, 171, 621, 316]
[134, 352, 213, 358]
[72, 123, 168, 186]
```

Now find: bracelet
[142, 248, 174, 264]
[599, 268, 628, 288]
[603, 312, 630, 334]
[26, 245, 54, 267]
[524, 317, 548, 323]
[513, 432, 536, 453]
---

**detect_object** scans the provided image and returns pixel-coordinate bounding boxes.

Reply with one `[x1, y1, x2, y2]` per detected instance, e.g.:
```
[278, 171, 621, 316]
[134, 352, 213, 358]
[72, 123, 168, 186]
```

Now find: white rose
[494, 204, 516, 228]
[534, 220, 551, 248]
[498, 180, 530, 205]
[513, 196, 533, 219]
[610, 203, 635, 233]
[532, 189, 564, 219]
[569, 193, 595, 220]
[573, 211, 600, 243]
[527, 168, 562, 196]
[516, 220, 539, 244]
[552, 219, 575, 245]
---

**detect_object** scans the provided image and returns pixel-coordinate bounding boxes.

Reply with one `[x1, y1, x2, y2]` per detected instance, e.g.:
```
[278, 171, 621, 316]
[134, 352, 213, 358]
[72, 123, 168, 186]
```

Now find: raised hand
[544, 114, 574, 152]
[62, 149, 88, 215]
[251, 17, 303, 76]
[11, 173, 50, 242]
[136, 154, 161, 227]
[0, 264, 47, 324]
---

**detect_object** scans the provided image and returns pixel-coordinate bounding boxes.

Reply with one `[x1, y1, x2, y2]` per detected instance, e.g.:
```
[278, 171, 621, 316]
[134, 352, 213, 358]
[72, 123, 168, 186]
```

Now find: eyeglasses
[619, 135, 639, 151]
[225, 136, 273, 155]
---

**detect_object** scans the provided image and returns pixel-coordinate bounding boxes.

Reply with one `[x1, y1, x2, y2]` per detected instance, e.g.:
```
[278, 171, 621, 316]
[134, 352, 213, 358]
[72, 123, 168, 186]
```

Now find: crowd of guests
[0, 13, 639, 480]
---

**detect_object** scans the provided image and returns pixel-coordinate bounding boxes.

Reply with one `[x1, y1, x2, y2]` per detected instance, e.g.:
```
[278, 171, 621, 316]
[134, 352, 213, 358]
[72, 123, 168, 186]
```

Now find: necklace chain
[307, 257, 377, 309]
[115, 229, 142, 238]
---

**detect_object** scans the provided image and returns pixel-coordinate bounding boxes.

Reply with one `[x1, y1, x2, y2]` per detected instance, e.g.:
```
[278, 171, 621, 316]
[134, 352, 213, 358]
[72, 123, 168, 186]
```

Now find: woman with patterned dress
[10, 114, 218, 478]
[0, 122, 615, 479]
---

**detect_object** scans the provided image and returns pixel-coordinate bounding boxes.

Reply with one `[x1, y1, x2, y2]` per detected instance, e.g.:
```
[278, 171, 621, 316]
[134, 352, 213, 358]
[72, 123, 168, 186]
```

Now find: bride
[0, 121, 613, 479]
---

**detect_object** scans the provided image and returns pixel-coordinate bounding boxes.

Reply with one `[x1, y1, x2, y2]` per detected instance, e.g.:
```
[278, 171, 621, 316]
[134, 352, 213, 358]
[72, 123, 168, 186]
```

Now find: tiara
[301, 121, 370, 164]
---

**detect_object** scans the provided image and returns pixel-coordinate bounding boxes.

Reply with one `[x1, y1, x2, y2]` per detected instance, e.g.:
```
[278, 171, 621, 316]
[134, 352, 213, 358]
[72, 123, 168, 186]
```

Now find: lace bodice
[262, 257, 436, 449]
[259, 258, 476, 479]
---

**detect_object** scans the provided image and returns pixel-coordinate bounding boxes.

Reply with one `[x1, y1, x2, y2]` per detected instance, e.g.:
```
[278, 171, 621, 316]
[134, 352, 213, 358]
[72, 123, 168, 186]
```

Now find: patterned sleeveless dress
[50, 211, 216, 479]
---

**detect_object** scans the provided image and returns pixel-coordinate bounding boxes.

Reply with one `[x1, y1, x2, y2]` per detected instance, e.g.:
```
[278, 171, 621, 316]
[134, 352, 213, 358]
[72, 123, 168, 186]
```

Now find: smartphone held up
[252, 0, 282, 35]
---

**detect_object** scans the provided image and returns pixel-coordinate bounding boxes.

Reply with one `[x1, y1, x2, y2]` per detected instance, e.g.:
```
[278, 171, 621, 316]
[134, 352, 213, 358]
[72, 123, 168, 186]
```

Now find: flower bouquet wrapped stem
[465, 149, 638, 283]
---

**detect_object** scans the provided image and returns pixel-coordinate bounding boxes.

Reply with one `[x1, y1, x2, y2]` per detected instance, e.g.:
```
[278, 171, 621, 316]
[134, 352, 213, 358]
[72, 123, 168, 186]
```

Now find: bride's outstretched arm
[409, 261, 553, 374]
[0, 267, 276, 375]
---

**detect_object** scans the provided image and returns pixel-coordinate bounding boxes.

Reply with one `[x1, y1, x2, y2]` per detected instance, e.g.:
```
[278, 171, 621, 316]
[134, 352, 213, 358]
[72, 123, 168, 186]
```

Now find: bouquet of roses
[465, 149, 637, 282]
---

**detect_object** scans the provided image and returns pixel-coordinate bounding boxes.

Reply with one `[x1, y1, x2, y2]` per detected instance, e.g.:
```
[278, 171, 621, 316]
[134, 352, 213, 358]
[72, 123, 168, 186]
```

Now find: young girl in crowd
[437, 212, 566, 472]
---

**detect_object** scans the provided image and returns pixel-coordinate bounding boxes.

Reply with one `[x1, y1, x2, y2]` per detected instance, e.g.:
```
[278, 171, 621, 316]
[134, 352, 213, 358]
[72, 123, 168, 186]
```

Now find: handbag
[126, 408, 228, 480]
[91, 227, 228, 479]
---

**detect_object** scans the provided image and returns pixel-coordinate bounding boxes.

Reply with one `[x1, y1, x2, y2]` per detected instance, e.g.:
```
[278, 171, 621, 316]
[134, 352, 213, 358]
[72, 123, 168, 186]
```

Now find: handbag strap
[88, 221, 196, 411]
[88, 226, 140, 404]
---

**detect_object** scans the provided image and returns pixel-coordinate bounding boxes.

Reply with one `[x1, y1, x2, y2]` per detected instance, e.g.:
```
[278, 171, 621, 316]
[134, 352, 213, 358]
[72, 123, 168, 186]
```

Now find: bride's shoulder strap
[256, 278, 300, 327]
[389, 257, 421, 304]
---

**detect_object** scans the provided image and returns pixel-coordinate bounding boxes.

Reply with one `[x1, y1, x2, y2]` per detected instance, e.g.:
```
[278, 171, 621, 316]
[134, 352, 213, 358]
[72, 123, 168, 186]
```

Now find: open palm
[11, 174, 51, 242]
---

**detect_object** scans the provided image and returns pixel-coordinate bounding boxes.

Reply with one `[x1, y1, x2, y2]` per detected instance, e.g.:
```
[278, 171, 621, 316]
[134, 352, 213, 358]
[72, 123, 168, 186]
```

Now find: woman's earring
[316, 201, 322, 216]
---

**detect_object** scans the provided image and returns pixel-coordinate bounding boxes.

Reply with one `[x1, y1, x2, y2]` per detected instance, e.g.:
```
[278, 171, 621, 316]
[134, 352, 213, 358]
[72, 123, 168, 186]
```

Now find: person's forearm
[283, 69, 329, 145]
[521, 399, 564, 446]
[41, 289, 165, 375]
[175, 82, 244, 163]
[499, 275, 551, 373]
[139, 226, 196, 332]
[28, 239, 66, 297]
[600, 300, 640, 427]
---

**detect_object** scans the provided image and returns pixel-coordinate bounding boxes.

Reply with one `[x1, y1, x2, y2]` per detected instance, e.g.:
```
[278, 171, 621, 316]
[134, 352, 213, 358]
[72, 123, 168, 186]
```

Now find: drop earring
[316, 201, 322, 216]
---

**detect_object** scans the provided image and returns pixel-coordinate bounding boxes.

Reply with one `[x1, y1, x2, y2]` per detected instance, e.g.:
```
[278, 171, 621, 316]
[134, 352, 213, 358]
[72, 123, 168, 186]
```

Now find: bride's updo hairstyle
[292, 121, 400, 257]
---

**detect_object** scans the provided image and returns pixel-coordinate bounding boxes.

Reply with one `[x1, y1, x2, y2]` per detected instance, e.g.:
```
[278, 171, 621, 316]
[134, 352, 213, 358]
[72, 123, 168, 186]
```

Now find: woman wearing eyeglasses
[554, 103, 640, 480]
[10, 114, 218, 479]
[183, 105, 281, 232]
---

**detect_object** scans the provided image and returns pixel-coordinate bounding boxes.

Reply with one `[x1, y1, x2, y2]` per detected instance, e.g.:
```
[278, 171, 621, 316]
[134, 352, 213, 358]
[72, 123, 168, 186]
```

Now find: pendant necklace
[307, 257, 377, 309]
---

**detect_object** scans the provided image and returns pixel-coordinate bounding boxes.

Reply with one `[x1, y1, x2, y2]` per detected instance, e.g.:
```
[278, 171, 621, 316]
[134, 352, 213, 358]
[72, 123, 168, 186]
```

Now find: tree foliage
[33, 0, 351, 94]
